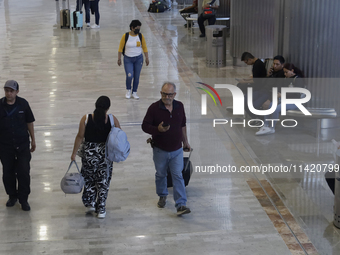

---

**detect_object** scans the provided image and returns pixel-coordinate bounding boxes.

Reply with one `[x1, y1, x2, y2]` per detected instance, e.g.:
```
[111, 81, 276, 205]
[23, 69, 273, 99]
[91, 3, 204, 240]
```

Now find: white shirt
[125, 35, 142, 57]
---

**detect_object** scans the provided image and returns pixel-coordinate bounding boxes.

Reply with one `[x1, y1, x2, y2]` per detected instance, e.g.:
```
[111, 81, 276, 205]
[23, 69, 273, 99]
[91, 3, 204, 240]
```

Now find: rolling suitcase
[167, 149, 193, 188]
[71, 0, 83, 30]
[60, 0, 70, 28]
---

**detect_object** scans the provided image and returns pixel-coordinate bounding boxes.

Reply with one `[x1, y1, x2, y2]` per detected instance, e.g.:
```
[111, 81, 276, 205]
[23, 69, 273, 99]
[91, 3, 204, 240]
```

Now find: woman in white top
[117, 20, 149, 99]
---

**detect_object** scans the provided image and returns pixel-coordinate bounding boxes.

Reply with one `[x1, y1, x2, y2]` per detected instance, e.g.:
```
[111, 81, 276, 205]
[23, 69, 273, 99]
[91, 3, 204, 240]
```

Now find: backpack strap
[85, 114, 89, 125]
[108, 114, 115, 128]
[122, 32, 129, 56]
[138, 33, 143, 45]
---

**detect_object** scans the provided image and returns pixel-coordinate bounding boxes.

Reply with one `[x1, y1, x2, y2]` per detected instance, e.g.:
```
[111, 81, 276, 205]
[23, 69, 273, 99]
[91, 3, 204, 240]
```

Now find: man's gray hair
[161, 82, 176, 92]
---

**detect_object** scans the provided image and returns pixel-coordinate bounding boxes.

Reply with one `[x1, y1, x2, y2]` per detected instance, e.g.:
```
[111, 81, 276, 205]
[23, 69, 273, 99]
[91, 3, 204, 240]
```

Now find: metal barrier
[334, 150, 340, 228]
[206, 25, 227, 68]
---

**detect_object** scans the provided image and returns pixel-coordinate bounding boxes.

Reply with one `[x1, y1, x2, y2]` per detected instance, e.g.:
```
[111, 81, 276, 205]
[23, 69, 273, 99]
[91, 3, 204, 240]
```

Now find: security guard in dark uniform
[0, 80, 35, 211]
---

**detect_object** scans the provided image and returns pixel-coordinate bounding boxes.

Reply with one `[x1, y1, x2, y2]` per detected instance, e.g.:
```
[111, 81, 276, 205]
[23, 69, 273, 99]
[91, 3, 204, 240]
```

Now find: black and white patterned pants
[81, 142, 113, 214]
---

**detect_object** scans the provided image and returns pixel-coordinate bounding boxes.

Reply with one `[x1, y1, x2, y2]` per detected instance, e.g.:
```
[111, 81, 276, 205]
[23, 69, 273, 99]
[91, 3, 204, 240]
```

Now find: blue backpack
[105, 114, 130, 163]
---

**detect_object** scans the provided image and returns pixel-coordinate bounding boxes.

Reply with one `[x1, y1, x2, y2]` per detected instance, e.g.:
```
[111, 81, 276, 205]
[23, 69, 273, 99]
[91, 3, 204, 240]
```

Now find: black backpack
[148, 2, 165, 13]
[122, 32, 143, 56]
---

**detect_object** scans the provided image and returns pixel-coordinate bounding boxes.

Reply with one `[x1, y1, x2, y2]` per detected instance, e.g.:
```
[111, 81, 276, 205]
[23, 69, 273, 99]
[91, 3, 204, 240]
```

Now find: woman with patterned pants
[71, 96, 121, 218]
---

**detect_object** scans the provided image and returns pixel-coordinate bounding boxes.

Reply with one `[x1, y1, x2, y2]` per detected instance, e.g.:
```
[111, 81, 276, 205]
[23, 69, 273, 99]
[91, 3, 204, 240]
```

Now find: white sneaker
[86, 23, 90, 27]
[91, 24, 100, 29]
[132, 92, 139, 100]
[85, 206, 95, 213]
[125, 90, 131, 99]
[256, 126, 275, 136]
[97, 211, 106, 219]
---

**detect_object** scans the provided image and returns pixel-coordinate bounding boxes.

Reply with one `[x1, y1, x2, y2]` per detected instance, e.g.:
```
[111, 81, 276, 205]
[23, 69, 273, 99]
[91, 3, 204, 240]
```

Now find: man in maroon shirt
[142, 82, 191, 215]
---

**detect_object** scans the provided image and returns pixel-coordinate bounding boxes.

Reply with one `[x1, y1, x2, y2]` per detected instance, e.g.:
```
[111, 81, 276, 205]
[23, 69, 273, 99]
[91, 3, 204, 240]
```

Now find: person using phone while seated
[141, 82, 191, 216]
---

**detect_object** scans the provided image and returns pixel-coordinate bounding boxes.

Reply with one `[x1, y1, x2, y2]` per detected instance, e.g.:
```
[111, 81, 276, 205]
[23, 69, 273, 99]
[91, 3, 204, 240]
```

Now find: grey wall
[230, 0, 340, 78]
[216, 0, 230, 18]
[230, 0, 275, 60]
[282, 0, 340, 78]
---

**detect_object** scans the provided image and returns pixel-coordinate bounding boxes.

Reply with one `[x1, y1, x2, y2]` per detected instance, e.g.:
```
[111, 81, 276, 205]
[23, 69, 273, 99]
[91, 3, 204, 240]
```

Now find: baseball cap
[4, 80, 19, 90]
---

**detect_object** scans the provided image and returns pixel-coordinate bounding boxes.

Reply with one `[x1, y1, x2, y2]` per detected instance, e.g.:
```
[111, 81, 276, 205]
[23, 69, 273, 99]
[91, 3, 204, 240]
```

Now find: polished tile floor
[0, 0, 340, 254]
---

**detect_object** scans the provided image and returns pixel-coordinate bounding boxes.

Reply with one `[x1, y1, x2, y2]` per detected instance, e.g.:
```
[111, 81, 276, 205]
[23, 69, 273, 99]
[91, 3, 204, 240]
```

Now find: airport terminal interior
[1, 0, 340, 254]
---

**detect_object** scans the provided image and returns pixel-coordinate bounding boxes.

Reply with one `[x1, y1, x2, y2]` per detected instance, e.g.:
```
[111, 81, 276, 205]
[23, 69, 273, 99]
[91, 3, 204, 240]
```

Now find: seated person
[237, 52, 267, 94]
[255, 63, 305, 135]
[198, 0, 219, 38]
[245, 55, 286, 120]
[179, 0, 198, 27]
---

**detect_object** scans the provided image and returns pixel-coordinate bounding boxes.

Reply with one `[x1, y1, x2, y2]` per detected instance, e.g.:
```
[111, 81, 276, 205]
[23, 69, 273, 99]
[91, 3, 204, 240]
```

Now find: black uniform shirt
[0, 96, 35, 148]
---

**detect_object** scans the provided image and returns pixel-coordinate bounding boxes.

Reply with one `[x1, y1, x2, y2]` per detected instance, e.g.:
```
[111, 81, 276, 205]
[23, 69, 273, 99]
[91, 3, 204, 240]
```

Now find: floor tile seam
[264, 174, 333, 231]
[247, 179, 319, 255]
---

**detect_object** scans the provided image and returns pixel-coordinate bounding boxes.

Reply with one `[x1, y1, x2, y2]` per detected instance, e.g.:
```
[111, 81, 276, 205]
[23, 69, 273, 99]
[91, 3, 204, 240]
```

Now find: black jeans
[90, 0, 100, 25]
[198, 13, 216, 35]
[0, 144, 31, 202]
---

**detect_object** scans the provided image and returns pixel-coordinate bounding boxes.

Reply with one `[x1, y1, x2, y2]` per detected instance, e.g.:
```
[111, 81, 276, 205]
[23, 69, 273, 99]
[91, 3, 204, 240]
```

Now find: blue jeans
[153, 147, 187, 208]
[264, 102, 298, 128]
[123, 54, 143, 92]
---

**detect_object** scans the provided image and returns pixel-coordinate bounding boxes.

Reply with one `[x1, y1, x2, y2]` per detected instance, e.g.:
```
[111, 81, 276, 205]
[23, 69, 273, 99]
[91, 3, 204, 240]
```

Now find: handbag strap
[209, 0, 216, 5]
[108, 114, 115, 128]
[64, 160, 81, 175]
[85, 114, 89, 125]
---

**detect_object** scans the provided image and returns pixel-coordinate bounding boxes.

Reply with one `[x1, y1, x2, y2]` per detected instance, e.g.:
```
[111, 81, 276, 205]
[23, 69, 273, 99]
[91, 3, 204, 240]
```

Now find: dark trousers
[198, 13, 216, 35]
[325, 171, 335, 194]
[0, 145, 31, 202]
[76, 0, 90, 23]
[90, 0, 100, 25]
[244, 90, 271, 119]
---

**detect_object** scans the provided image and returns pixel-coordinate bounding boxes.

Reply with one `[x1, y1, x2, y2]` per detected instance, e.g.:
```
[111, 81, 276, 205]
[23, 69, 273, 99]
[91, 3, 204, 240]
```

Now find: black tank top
[84, 114, 111, 143]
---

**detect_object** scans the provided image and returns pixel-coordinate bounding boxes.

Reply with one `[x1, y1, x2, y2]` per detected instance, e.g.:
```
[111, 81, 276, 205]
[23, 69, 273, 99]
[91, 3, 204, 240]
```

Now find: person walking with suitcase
[0, 80, 36, 211]
[117, 20, 149, 100]
[142, 82, 191, 215]
[71, 96, 121, 218]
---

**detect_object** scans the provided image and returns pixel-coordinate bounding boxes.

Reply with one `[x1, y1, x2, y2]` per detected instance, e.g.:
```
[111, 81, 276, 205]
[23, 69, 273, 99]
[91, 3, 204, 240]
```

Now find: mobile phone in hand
[162, 122, 170, 127]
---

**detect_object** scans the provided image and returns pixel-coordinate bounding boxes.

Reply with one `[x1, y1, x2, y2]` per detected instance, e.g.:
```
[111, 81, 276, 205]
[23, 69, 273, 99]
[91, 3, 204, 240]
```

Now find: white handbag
[60, 161, 84, 194]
